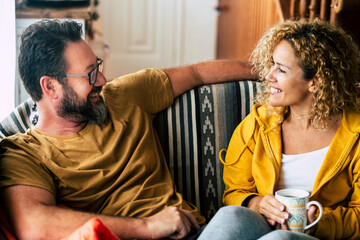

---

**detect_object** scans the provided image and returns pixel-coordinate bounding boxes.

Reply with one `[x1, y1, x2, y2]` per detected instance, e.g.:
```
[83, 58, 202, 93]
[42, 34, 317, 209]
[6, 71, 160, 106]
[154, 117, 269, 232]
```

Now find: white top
[275, 146, 329, 193]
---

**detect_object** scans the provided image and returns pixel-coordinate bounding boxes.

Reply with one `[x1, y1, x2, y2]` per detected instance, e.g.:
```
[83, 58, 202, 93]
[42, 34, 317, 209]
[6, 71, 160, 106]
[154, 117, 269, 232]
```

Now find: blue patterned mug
[275, 189, 323, 233]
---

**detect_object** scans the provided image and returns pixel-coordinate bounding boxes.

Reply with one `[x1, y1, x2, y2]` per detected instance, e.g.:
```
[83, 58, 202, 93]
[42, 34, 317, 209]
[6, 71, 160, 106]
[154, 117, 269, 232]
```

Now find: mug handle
[304, 201, 323, 230]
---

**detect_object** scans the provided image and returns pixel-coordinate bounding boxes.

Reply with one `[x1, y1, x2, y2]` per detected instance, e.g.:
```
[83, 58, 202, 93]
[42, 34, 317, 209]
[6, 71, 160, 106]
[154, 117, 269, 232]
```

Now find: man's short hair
[18, 20, 83, 101]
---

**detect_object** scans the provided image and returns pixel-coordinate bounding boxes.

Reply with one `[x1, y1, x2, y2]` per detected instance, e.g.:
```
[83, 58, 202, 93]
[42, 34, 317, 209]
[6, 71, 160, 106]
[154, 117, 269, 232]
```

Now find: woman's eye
[279, 68, 286, 73]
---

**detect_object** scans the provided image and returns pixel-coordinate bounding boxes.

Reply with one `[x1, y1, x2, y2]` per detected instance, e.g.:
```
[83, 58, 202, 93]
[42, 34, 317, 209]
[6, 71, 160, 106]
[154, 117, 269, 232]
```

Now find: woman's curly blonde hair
[250, 19, 360, 127]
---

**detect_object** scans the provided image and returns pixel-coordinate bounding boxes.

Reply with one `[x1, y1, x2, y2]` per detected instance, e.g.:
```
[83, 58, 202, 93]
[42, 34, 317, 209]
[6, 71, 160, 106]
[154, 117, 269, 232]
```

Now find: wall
[98, 0, 218, 80]
[216, 0, 281, 61]
[0, 0, 16, 120]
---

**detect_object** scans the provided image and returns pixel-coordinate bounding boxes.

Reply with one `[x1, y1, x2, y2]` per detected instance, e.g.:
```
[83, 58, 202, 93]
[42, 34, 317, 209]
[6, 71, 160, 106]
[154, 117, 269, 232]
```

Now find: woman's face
[265, 40, 314, 109]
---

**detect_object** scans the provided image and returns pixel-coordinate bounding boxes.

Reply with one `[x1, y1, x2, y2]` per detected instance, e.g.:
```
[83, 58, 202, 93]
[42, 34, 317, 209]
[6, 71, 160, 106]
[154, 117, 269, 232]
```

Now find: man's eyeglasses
[63, 58, 104, 85]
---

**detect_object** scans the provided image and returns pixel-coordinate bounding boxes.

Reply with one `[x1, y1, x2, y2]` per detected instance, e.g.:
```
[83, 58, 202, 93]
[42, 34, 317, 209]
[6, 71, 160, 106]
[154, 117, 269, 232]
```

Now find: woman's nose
[265, 68, 275, 82]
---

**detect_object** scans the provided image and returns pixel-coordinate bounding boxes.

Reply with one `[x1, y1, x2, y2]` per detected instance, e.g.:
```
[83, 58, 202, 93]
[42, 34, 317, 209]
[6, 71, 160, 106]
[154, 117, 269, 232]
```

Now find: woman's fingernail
[280, 206, 284, 211]
[284, 213, 289, 219]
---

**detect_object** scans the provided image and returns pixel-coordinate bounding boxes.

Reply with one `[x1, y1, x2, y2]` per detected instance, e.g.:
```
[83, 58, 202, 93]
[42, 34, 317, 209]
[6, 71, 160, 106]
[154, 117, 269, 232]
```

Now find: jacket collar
[312, 110, 360, 195]
[252, 104, 360, 197]
[252, 104, 360, 135]
[251, 104, 285, 133]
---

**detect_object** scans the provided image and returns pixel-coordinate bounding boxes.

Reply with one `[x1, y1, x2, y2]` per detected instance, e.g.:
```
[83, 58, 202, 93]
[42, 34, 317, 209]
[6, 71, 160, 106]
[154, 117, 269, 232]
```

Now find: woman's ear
[40, 76, 60, 99]
[308, 78, 318, 93]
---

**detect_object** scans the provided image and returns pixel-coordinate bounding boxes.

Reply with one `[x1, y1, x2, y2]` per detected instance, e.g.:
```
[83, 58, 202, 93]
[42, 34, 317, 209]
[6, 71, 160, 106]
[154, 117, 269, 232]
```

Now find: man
[0, 20, 256, 239]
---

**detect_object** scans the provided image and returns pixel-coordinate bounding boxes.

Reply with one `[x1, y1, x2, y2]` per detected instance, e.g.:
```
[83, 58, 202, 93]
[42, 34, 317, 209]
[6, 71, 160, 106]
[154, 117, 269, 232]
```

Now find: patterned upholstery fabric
[0, 80, 259, 221]
[0, 98, 37, 139]
[154, 80, 259, 220]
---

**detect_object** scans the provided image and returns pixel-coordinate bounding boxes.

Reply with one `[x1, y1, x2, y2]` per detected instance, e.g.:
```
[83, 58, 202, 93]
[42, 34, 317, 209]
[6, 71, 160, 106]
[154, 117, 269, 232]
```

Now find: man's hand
[247, 194, 289, 227]
[144, 206, 200, 239]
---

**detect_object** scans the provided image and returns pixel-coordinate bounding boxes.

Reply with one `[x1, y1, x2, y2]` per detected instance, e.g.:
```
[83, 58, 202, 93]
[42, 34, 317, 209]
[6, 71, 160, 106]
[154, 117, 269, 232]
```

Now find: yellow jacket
[222, 104, 360, 240]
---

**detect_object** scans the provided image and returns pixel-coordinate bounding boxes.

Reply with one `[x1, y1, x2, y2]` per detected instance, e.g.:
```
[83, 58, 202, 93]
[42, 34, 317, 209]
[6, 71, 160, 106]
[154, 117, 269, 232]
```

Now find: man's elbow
[14, 225, 43, 240]
[13, 219, 59, 240]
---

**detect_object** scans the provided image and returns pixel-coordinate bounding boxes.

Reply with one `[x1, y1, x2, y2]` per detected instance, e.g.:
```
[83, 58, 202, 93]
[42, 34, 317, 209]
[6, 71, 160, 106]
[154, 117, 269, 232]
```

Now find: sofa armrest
[154, 80, 259, 220]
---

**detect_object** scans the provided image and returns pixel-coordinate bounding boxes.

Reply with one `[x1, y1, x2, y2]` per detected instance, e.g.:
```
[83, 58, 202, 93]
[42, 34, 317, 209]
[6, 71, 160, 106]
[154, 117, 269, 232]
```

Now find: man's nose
[94, 72, 107, 87]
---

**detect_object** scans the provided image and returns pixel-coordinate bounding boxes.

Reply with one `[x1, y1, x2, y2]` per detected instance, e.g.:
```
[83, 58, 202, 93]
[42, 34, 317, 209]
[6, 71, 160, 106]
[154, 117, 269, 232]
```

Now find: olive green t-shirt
[0, 68, 205, 224]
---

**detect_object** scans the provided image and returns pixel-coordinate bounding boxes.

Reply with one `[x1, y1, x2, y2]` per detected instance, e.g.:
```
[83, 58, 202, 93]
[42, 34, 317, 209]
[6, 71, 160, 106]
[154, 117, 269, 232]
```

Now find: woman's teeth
[270, 87, 281, 94]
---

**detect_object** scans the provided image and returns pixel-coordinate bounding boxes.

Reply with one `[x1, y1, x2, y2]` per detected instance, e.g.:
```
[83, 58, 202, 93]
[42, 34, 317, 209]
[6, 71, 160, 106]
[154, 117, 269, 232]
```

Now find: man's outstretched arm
[163, 60, 257, 98]
[2, 185, 199, 240]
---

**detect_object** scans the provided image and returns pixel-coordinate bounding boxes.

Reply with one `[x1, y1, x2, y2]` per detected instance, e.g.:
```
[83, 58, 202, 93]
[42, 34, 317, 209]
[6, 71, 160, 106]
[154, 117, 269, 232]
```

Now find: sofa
[0, 80, 259, 223]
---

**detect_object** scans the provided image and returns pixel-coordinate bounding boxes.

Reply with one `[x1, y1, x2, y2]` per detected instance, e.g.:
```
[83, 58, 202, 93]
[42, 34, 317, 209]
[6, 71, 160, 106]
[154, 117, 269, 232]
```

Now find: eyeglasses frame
[63, 58, 104, 85]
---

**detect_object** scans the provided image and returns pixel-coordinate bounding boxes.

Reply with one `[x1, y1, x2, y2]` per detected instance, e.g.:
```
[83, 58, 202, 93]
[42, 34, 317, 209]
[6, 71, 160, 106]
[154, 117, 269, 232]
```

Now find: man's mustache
[90, 86, 103, 94]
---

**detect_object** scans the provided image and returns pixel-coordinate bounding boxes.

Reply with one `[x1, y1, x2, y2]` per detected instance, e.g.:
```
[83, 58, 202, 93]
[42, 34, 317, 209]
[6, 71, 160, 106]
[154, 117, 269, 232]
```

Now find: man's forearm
[164, 59, 258, 98]
[4, 185, 196, 240]
[12, 204, 149, 240]
[23, 205, 195, 240]
[194, 59, 257, 85]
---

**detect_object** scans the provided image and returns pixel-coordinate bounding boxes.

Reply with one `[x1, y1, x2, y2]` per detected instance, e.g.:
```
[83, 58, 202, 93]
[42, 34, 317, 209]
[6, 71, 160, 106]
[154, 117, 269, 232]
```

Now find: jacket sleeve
[222, 112, 260, 206]
[315, 205, 360, 239]
[315, 154, 360, 240]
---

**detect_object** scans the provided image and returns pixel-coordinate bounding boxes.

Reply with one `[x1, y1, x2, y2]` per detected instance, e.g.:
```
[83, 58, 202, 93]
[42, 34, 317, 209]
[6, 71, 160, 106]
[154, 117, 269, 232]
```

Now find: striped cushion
[0, 98, 37, 139]
[0, 80, 259, 221]
[154, 80, 259, 219]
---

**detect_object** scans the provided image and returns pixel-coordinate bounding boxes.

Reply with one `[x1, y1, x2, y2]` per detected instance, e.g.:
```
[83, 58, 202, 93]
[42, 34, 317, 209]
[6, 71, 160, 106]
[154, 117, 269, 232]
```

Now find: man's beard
[58, 83, 108, 125]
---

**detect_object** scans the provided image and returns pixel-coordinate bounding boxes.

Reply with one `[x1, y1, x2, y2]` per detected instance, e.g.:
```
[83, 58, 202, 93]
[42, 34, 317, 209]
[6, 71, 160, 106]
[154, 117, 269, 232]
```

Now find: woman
[198, 19, 360, 239]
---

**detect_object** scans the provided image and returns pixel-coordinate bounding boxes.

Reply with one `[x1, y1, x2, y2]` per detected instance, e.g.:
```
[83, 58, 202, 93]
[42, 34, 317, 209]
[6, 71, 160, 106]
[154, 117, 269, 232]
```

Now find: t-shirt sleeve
[102, 68, 174, 116]
[0, 136, 56, 194]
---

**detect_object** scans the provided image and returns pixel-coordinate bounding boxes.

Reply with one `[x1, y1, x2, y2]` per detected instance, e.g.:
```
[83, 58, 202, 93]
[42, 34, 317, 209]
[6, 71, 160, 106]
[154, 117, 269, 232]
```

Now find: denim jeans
[197, 205, 319, 240]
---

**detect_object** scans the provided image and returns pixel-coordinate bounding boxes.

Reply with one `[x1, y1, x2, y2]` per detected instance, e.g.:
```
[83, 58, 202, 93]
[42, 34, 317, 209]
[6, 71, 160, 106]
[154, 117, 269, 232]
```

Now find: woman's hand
[304, 205, 318, 236]
[247, 195, 289, 227]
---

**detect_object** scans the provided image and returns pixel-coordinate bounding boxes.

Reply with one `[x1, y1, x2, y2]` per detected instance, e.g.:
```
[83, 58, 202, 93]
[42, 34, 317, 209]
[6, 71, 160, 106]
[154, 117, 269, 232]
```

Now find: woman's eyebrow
[275, 61, 292, 70]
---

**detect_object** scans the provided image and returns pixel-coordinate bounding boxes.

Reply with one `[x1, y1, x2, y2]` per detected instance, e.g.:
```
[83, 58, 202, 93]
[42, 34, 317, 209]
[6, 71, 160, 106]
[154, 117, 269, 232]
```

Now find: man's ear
[40, 76, 60, 99]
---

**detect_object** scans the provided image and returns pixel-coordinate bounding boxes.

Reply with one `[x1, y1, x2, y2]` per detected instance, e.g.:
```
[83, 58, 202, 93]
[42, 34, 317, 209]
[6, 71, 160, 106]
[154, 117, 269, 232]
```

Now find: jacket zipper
[261, 131, 280, 179]
[311, 133, 359, 197]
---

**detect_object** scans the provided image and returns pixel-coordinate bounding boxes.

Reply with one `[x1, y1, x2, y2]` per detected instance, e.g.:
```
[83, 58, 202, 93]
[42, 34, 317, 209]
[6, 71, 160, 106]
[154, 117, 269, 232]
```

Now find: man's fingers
[144, 206, 197, 239]
[179, 209, 200, 230]
[166, 208, 199, 239]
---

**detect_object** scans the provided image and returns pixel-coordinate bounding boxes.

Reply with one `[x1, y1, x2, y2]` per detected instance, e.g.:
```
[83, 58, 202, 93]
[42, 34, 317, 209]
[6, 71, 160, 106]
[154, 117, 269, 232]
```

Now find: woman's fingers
[258, 195, 289, 225]
[304, 205, 318, 235]
[307, 205, 317, 223]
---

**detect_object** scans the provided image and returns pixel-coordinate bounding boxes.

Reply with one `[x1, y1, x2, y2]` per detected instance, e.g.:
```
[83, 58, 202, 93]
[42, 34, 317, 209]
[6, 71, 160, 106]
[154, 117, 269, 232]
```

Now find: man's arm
[162, 60, 257, 98]
[2, 185, 199, 240]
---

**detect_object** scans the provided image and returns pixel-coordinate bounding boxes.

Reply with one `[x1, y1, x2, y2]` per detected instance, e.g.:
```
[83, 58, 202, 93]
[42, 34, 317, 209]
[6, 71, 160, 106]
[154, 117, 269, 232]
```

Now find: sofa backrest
[0, 80, 259, 221]
[153, 80, 259, 219]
